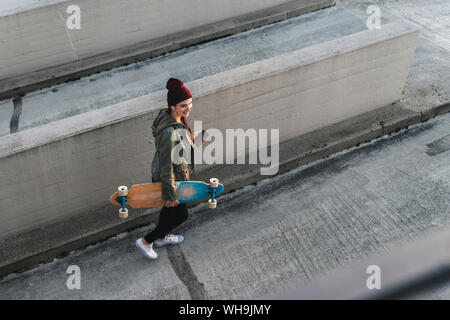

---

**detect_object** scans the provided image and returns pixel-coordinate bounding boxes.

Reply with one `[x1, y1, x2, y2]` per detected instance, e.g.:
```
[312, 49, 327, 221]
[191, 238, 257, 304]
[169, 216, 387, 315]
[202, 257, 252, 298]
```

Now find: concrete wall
[0, 0, 335, 98]
[0, 22, 419, 239]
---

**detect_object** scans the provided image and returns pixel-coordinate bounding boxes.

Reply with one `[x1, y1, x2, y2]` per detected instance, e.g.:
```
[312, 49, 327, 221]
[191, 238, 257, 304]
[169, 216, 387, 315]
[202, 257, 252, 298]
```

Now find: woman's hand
[165, 199, 180, 207]
[194, 130, 207, 145]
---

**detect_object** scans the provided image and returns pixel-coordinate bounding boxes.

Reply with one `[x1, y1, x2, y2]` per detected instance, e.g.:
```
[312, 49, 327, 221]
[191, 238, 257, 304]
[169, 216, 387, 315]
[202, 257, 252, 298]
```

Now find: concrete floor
[2, 0, 449, 136]
[0, 110, 448, 300]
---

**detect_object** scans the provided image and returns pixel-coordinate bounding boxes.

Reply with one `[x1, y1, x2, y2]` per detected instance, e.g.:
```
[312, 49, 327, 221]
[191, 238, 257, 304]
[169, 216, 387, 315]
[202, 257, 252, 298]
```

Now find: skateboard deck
[109, 179, 224, 218]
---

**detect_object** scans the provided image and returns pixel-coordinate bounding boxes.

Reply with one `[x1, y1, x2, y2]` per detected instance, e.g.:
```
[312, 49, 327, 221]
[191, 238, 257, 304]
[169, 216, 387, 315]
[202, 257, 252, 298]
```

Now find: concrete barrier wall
[0, 0, 334, 92]
[0, 22, 419, 239]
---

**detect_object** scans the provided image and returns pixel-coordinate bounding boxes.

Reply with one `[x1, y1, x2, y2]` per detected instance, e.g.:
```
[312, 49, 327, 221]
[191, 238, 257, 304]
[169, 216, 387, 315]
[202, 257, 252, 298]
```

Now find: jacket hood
[151, 106, 180, 137]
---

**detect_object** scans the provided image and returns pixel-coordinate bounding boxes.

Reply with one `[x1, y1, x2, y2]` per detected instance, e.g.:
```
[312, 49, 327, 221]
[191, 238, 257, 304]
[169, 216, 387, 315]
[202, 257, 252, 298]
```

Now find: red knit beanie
[166, 78, 192, 107]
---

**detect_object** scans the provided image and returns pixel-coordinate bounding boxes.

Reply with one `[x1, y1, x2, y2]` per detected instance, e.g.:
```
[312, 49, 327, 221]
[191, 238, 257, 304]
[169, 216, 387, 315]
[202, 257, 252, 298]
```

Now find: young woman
[135, 77, 198, 259]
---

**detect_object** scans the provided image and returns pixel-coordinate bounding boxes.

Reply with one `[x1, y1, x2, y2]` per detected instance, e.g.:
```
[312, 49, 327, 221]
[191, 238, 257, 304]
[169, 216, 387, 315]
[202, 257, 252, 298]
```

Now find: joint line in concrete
[167, 246, 208, 300]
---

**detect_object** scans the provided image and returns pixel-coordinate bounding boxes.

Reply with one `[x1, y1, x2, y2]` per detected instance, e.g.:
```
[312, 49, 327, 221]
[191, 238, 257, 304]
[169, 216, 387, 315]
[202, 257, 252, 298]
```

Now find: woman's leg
[144, 203, 188, 244]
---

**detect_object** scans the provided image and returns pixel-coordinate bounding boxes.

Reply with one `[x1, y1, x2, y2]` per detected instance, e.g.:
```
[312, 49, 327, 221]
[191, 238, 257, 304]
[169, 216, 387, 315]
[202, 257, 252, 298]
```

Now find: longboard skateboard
[109, 178, 224, 218]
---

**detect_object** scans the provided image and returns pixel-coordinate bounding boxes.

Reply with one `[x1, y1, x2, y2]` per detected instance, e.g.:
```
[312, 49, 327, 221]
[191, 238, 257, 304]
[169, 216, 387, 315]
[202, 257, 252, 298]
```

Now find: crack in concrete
[167, 245, 208, 300]
[57, 10, 79, 61]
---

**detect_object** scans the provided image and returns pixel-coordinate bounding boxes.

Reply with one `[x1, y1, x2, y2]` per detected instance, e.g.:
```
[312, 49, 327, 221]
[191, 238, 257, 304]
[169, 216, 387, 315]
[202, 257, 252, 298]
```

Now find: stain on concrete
[426, 134, 450, 156]
[9, 97, 22, 134]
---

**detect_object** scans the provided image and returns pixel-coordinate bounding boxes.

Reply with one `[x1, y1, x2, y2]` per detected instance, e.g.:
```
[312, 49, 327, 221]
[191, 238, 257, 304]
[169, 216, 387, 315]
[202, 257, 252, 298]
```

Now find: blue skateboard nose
[176, 181, 224, 203]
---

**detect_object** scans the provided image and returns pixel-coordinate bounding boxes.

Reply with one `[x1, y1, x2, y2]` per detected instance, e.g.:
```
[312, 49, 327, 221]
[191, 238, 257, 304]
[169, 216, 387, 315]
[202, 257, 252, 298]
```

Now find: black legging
[144, 203, 188, 244]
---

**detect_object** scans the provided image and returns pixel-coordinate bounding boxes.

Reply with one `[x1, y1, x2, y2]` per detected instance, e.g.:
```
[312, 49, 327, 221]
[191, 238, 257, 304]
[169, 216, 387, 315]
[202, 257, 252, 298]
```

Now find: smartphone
[195, 130, 209, 146]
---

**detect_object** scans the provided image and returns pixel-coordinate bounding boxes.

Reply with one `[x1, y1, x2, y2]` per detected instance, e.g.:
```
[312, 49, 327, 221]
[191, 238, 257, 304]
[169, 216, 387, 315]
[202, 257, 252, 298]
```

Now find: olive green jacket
[151, 107, 195, 201]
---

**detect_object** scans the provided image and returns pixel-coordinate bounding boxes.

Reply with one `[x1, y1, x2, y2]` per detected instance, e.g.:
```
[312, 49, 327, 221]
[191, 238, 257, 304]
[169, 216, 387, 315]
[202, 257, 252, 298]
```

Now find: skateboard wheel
[119, 208, 128, 219]
[208, 198, 217, 209]
[118, 186, 128, 196]
[210, 178, 219, 188]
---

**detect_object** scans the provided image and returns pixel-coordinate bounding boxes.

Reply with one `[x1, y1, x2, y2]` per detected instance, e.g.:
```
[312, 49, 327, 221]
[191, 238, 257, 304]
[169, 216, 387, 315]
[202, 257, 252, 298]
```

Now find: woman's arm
[158, 129, 178, 202]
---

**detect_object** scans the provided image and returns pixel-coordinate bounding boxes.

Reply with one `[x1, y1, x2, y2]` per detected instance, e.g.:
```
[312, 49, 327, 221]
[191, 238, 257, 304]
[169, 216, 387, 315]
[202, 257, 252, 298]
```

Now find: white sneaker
[135, 238, 158, 259]
[154, 234, 184, 248]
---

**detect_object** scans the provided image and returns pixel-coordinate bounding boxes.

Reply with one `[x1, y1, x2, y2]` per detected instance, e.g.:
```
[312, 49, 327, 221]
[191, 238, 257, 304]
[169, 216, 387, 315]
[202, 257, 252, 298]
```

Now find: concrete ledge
[0, 0, 335, 100]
